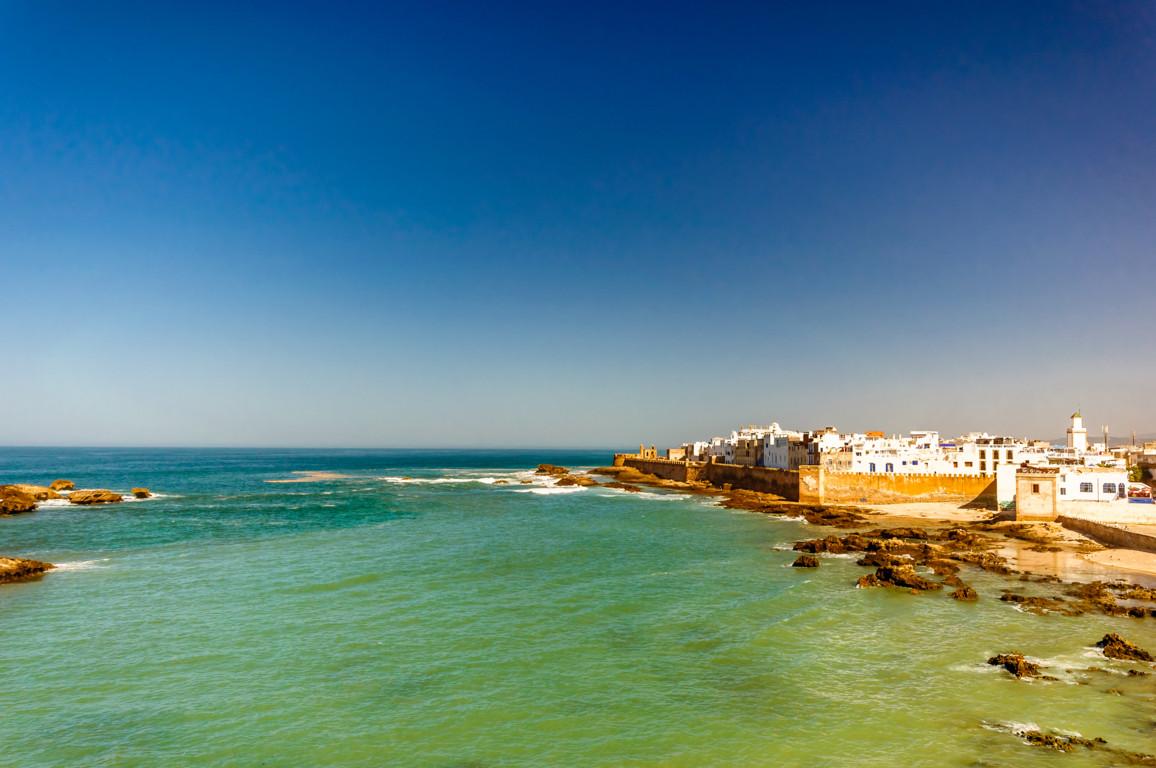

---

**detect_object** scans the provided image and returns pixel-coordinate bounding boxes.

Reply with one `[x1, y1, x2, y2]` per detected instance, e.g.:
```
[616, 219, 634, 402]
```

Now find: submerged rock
[603, 482, 642, 493]
[0, 556, 55, 584]
[131, 487, 152, 499]
[49, 479, 75, 491]
[1020, 730, 1106, 753]
[554, 474, 597, 487]
[792, 554, 819, 568]
[0, 487, 38, 515]
[1096, 633, 1154, 662]
[67, 489, 124, 505]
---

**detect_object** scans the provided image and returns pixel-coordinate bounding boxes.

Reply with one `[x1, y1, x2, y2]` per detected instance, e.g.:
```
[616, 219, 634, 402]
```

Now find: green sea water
[2, 448, 1154, 767]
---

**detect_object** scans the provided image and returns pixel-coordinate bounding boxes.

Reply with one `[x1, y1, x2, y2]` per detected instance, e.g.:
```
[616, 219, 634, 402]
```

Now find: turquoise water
[2, 448, 1154, 767]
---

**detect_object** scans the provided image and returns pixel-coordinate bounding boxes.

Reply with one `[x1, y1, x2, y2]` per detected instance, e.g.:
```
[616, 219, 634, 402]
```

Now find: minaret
[1066, 409, 1088, 453]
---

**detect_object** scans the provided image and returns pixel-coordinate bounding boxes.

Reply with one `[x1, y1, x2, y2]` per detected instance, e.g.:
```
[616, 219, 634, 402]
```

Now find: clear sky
[2, 1, 1154, 448]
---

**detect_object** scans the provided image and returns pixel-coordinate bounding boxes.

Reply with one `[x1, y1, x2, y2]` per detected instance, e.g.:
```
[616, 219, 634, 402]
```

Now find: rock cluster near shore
[2, 478, 156, 587]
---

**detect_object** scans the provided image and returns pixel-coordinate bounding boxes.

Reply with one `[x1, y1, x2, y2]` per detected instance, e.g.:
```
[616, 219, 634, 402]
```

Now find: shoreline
[589, 464, 1156, 591]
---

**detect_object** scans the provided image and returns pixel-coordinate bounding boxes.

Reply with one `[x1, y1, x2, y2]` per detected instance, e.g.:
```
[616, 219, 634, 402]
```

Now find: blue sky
[2, 1, 1154, 447]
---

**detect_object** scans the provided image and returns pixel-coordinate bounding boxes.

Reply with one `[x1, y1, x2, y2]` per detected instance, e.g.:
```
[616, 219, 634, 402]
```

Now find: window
[912, 460, 919, 465]
[1079, 482, 1093, 493]
[869, 463, 876, 473]
[1031, 483, 1040, 494]
[885, 463, 894, 473]
[1103, 483, 1117, 494]
[1060, 488, 1067, 495]
[1006, 450, 1013, 460]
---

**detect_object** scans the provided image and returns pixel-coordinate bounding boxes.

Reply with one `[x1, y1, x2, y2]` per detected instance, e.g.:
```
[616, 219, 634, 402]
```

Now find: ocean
[1, 448, 1153, 767]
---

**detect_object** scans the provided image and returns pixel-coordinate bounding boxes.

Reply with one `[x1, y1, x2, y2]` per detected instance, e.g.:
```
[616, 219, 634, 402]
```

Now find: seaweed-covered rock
[792, 555, 819, 568]
[1096, 633, 1154, 662]
[67, 489, 124, 505]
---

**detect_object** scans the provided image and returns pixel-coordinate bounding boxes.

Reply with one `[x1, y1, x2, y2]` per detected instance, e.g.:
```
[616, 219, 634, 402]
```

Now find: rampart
[816, 472, 996, 507]
[617, 457, 996, 507]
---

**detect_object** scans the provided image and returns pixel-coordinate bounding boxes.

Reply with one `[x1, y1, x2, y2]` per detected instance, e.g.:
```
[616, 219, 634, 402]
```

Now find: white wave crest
[514, 486, 587, 495]
[52, 559, 110, 572]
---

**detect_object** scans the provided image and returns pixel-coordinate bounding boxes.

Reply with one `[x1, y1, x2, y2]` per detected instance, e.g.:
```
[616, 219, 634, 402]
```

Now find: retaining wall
[1059, 517, 1156, 555]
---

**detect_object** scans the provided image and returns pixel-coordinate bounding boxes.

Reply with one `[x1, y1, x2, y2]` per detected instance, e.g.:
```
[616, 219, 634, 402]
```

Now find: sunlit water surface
[2, 448, 1154, 767]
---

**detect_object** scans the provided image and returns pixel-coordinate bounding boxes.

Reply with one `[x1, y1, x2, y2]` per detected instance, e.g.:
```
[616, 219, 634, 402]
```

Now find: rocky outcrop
[792, 554, 819, 568]
[0, 487, 38, 515]
[68, 489, 124, 505]
[49, 479, 75, 491]
[3, 484, 61, 501]
[857, 564, 942, 591]
[950, 585, 978, 601]
[0, 557, 55, 584]
[988, 653, 1045, 679]
[1096, 633, 1154, 662]
[131, 487, 152, 498]
[554, 474, 598, 487]
[535, 464, 570, 476]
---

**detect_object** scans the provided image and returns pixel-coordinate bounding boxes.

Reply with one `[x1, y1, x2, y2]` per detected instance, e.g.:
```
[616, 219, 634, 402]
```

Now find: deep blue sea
[1, 448, 1154, 767]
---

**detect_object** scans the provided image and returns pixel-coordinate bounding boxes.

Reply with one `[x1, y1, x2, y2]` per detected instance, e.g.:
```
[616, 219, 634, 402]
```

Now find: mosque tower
[1066, 409, 1088, 453]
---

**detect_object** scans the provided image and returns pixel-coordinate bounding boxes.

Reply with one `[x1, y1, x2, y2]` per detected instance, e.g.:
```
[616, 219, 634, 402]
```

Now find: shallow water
[2, 448, 1154, 767]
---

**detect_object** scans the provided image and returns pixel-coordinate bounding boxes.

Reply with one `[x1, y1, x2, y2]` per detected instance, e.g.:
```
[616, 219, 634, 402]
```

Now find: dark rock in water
[856, 551, 908, 568]
[49, 479, 75, 491]
[68, 489, 124, 505]
[0, 487, 38, 515]
[1096, 633, 1154, 662]
[535, 464, 569, 476]
[988, 653, 1043, 679]
[0, 556, 55, 584]
[792, 555, 819, 568]
[951, 585, 978, 601]
[603, 482, 642, 493]
[131, 487, 152, 499]
[872, 565, 941, 591]
[1020, 730, 1105, 752]
[999, 591, 1073, 615]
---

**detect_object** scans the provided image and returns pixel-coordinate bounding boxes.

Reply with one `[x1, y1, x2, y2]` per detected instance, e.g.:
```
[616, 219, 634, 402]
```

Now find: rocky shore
[0, 479, 154, 586]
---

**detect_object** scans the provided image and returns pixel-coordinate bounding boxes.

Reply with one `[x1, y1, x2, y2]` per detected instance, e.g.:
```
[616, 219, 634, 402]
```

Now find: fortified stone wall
[618, 456, 997, 507]
[700, 463, 799, 501]
[809, 472, 996, 506]
[619, 458, 698, 483]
